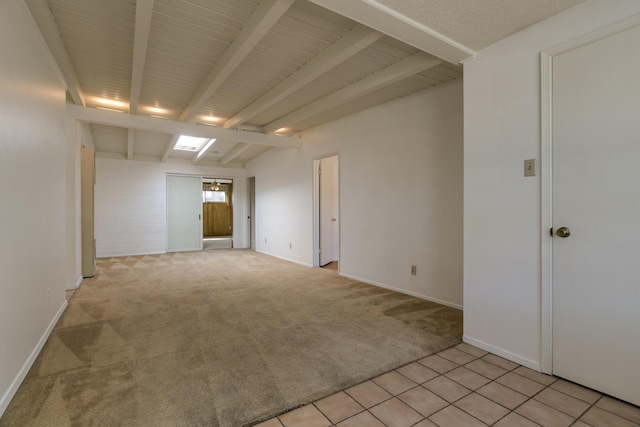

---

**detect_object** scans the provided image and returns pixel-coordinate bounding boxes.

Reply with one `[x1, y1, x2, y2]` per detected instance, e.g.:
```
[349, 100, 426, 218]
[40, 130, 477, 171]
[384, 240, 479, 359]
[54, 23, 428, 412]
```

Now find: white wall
[0, 0, 69, 415]
[95, 157, 247, 257]
[247, 80, 464, 308]
[463, 0, 640, 369]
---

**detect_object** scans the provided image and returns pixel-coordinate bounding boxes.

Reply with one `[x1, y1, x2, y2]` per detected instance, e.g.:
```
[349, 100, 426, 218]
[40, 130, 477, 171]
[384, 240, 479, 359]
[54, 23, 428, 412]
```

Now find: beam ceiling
[222, 24, 383, 129]
[67, 105, 301, 148]
[264, 52, 442, 134]
[306, 0, 476, 64]
[178, 0, 296, 123]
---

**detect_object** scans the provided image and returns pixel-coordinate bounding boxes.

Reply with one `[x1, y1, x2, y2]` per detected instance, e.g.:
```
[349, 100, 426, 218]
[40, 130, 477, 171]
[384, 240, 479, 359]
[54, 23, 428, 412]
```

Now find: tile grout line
[449, 346, 630, 427]
[260, 343, 640, 427]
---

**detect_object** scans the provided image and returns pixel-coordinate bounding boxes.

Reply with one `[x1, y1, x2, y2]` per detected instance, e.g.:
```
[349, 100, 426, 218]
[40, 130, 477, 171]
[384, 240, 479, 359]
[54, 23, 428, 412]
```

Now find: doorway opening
[202, 177, 233, 250]
[314, 155, 339, 268]
[248, 176, 256, 250]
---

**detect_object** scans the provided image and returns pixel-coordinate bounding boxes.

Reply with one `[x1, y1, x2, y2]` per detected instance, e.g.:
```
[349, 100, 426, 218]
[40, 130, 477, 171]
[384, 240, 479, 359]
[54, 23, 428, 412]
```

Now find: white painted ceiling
[25, 0, 584, 167]
[372, 0, 586, 51]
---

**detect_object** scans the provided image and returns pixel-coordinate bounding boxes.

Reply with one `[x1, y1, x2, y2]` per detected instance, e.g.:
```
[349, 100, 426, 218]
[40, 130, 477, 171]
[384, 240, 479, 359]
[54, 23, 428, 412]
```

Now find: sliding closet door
[167, 175, 202, 252]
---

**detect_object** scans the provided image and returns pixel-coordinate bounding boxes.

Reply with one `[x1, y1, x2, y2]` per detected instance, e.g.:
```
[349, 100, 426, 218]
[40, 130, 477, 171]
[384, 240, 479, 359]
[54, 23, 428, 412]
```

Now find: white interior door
[167, 175, 202, 252]
[552, 24, 640, 406]
[319, 156, 338, 266]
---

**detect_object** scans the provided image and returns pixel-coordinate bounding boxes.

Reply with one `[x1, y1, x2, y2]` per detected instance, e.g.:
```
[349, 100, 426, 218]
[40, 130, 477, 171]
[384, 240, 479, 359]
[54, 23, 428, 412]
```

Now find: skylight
[174, 135, 209, 151]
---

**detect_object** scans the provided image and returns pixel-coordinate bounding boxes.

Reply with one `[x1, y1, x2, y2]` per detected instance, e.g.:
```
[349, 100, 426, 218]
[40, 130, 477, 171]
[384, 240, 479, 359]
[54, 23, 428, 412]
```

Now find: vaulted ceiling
[25, 0, 584, 167]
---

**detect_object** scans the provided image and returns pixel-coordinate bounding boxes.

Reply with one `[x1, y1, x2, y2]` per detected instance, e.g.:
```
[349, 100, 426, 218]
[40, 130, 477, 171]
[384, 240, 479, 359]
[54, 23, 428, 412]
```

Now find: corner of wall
[0, 299, 68, 418]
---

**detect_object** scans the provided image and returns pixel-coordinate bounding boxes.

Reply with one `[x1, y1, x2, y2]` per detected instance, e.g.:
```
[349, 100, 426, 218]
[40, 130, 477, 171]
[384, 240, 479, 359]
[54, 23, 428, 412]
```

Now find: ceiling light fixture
[96, 106, 125, 113]
[147, 106, 169, 114]
[198, 114, 224, 124]
[93, 97, 128, 109]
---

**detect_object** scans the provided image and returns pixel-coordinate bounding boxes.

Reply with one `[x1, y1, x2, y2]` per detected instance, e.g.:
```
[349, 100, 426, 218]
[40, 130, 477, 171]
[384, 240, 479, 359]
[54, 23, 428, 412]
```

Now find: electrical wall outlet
[411, 265, 417, 275]
[289, 243, 292, 249]
[264, 238, 267, 244]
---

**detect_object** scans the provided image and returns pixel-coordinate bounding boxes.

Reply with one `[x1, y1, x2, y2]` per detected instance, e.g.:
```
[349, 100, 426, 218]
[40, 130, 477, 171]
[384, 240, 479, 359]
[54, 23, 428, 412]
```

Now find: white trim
[255, 249, 313, 268]
[313, 154, 341, 268]
[0, 299, 68, 417]
[339, 273, 462, 310]
[306, 0, 475, 63]
[312, 159, 321, 267]
[540, 49, 553, 375]
[540, 12, 640, 377]
[463, 335, 541, 372]
[66, 276, 83, 291]
[67, 104, 301, 149]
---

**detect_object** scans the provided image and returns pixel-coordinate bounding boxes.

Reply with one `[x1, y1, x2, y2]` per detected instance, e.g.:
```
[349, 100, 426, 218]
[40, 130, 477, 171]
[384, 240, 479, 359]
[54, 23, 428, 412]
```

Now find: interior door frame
[539, 13, 640, 374]
[248, 176, 255, 250]
[313, 154, 340, 268]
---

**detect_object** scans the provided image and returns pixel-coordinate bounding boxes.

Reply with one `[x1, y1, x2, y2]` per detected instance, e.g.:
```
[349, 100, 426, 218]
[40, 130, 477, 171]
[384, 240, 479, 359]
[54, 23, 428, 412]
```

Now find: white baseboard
[0, 299, 68, 417]
[463, 335, 541, 371]
[255, 250, 313, 268]
[339, 273, 463, 310]
[66, 275, 83, 290]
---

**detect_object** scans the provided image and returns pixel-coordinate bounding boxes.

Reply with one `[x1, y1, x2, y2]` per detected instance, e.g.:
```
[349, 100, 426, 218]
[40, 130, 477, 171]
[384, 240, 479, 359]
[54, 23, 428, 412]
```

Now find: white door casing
[542, 17, 640, 406]
[167, 174, 202, 252]
[319, 157, 335, 266]
[249, 176, 256, 250]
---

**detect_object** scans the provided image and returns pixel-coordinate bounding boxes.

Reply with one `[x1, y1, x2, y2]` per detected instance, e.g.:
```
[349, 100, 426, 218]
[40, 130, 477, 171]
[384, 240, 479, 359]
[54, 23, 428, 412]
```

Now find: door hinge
[550, 227, 553, 237]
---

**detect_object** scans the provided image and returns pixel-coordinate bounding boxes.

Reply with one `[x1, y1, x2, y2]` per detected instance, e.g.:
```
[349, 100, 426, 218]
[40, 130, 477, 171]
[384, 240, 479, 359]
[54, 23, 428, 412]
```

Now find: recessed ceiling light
[198, 114, 224, 124]
[96, 106, 125, 113]
[93, 97, 128, 109]
[174, 135, 209, 151]
[147, 106, 168, 114]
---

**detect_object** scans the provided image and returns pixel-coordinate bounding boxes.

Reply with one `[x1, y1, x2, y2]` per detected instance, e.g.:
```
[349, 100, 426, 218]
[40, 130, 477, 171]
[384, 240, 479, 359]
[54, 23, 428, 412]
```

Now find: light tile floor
[254, 343, 640, 427]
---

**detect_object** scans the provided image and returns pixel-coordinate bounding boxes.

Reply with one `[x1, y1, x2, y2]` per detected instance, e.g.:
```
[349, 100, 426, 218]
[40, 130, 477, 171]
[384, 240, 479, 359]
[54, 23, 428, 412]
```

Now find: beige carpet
[0, 250, 462, 427]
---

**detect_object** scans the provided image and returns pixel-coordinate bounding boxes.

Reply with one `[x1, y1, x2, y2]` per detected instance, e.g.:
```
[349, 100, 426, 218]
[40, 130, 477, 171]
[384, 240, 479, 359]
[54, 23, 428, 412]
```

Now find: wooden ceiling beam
[129, 0, 155, 115]
[220, 143, 251, 166]
[263, 52, 442, 134]
[222, 25, 383, 129]
[179, 0, 295, 122]
[161, 135, 180, 163]
[68, 104, 301, 148]
[192, 138, 217, 165]
[306, 0, 475, 64]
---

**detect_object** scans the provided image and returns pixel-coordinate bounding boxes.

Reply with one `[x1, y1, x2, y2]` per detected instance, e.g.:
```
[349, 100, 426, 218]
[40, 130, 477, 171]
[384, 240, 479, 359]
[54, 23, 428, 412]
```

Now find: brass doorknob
[556, 227, 571, 238]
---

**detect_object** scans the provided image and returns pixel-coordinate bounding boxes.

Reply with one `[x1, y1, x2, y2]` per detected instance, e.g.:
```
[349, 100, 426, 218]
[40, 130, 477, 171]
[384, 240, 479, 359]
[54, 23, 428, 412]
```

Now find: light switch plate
[524, 159, 536, 177]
